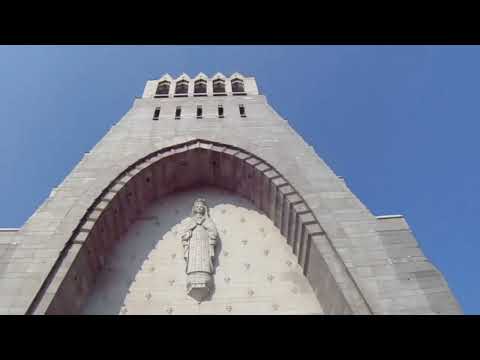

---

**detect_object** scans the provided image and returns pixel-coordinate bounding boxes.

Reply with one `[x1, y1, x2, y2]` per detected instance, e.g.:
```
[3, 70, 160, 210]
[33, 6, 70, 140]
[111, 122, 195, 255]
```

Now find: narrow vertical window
[197, 105, 203, 119]
[153, 107, 160, 120]
[239, 104, 246, 117]
[218, 105, 224, 118]
[175, 106, 181, 119]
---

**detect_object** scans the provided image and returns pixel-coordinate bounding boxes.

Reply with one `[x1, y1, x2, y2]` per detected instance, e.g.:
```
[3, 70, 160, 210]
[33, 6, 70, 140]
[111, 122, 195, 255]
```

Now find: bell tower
[0, 73, 462, 315]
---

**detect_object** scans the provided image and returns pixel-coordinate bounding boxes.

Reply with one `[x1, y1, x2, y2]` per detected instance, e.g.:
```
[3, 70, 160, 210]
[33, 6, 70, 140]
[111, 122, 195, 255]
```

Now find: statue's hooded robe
[181, 206, 218, 275]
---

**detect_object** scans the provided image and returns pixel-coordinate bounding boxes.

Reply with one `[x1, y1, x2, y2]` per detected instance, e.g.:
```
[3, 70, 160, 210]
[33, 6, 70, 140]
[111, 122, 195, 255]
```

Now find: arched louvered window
[194, 79, 207, 95]
[213, 79, 226, 95]
[175, 80, 189, 96]
[155, 81, 170, 97]
[231, 78, 245, 94]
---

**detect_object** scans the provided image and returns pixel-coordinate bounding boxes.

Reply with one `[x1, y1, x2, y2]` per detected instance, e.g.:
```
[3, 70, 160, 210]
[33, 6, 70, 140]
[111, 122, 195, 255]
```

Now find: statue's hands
[181, 231, 191, 241]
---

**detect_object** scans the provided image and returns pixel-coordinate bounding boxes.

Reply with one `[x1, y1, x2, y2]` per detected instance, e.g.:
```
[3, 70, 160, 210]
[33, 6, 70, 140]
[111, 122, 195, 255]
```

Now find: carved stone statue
[179, 199, 218, 302]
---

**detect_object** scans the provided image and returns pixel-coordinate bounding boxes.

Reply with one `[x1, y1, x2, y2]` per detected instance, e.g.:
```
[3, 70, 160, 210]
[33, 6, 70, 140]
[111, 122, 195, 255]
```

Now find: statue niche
[179, 199, 218, 302]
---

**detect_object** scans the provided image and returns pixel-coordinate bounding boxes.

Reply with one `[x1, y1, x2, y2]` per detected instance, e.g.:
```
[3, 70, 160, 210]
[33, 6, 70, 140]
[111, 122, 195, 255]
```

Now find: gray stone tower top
[142, 72, 259, 98]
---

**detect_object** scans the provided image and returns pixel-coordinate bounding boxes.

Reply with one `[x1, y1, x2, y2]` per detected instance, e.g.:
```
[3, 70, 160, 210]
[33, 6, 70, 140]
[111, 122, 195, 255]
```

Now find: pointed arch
[27, 139, 370, 315]
[212, 72, 226, 80]
[159, 74, 173, 82]
[176, 73, 191, 81]
[193, 72, 208, 81]
[230, 72, 245, 79]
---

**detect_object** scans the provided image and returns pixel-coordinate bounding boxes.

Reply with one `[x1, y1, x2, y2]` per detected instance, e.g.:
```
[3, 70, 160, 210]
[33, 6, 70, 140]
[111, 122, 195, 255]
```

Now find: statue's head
[192, 199, 209, 217]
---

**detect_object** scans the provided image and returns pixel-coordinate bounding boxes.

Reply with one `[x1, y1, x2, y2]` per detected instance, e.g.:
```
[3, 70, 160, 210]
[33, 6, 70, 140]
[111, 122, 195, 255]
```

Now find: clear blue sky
[0, 45, 477, 314]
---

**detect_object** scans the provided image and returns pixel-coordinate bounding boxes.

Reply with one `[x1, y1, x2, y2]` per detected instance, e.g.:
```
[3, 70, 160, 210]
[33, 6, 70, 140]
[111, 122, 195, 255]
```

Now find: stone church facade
[0, 73, 462, 315]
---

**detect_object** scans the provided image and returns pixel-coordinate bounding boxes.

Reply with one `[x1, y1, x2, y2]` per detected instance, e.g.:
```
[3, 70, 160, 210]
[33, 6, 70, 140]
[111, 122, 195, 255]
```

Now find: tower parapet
[142, 73, 259, 98]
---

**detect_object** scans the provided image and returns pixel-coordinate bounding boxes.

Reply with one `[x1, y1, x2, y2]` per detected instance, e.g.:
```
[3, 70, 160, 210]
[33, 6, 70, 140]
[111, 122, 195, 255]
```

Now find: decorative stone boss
[179, 199, 218, 302]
